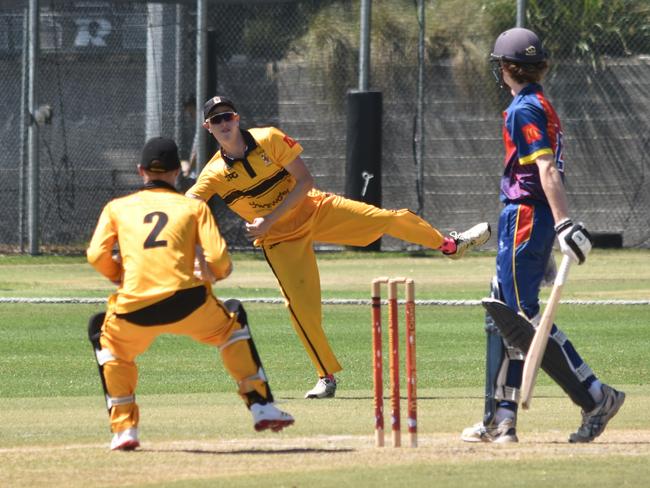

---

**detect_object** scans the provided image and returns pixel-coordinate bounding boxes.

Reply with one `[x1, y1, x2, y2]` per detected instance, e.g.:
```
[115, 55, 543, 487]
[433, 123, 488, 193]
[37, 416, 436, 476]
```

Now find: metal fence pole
[516, 0, 527, 27]
[145, 3, 163, 139]
[415, 0, 425, 216]
[195, 0, 208, 173]
[174, 4, 185, 146]
[20, 8, 29, 253]
[358, 0, 371, 90]
[27, 0, 40, 255]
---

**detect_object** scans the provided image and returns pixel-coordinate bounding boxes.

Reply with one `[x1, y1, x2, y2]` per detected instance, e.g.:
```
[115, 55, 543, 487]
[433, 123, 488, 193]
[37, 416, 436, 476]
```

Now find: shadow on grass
[537, 441, 650, 446]
[145, 447, 355, 455]
[278, 394, 568, 401]
[276, 395, 564, 403]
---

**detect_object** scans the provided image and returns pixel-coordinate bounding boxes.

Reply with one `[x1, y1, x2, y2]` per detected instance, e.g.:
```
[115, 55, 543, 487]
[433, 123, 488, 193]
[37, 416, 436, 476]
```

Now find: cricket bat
[520, 254, 573, 409]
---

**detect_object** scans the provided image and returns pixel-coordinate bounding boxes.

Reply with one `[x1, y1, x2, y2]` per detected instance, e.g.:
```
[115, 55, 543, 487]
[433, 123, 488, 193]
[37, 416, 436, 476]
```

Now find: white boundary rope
[1, 297, 648, 306]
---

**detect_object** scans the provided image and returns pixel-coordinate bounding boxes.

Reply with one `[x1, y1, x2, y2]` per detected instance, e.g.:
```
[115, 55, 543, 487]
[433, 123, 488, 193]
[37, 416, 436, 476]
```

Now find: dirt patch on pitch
[154, 430, 650, 465]
[3, 431, 649, 487]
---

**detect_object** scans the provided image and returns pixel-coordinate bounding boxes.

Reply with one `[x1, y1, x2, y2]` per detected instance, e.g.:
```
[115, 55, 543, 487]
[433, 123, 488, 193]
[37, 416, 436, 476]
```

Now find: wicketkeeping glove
[555, 218, 592, 265]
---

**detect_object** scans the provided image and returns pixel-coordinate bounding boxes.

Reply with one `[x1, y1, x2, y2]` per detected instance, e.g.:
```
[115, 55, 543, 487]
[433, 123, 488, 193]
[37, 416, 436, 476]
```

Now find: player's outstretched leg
[443, 222, 491, 260]
[569, 384, 625, 443]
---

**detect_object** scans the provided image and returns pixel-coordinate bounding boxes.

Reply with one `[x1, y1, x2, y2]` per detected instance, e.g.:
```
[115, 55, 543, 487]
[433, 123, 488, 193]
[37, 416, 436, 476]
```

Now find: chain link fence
[1, 0, 648, 253]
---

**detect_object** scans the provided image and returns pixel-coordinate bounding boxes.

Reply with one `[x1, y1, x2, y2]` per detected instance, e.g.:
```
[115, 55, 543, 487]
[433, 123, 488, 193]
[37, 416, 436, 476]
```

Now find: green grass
[2, 303, 647, 398]
[1, 249, 649, 299]
[0, 251, 649, 487]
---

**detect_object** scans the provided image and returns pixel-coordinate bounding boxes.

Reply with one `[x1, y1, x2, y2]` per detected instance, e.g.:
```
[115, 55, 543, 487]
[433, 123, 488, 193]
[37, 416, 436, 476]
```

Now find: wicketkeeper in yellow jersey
[87, 137, 294, 451]
[188, 96, 491, 399]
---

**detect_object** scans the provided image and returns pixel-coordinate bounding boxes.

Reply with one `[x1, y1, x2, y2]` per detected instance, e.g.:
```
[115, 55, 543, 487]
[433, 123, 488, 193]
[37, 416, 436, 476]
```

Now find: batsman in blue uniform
[461, 28, 625, 443]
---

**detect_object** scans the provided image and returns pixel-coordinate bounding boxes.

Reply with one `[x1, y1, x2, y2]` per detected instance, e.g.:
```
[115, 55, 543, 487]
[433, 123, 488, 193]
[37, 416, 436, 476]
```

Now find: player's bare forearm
[245, 156, 313, 239]
[264, 157, 313, 223]
[245, 185, 309, 238]
[537, 154, 569, 223]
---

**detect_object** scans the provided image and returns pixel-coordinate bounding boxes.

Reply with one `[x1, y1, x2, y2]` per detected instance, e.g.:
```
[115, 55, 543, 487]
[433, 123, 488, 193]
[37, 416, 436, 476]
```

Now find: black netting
[1, 0, 648, 253]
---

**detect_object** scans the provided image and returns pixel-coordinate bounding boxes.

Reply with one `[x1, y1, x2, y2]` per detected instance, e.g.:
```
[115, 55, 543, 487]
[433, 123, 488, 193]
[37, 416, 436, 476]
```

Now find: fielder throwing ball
[461, 28, 625, 444]
[87, 137, 293, 451]
[187, 96, 491, 399]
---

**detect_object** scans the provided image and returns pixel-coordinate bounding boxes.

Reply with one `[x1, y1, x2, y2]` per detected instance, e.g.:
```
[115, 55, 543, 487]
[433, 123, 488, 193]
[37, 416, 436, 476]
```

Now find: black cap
[140, 137, 180, 173]
[491, 28, 547, 63]
[203, 96, 237, 120]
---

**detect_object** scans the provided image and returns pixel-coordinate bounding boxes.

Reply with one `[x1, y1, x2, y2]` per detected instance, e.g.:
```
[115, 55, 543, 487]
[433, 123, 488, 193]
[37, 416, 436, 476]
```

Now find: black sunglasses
[208, 112, 236, 124]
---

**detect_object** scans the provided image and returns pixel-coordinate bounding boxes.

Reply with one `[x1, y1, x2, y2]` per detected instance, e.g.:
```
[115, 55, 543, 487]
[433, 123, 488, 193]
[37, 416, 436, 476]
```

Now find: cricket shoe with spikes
[460, 417, 518, 444]
[444, 222, 491, 260]
[251, 402, 295, 432]
[110, 427, 140, 451]
[569, 384, 625, 443]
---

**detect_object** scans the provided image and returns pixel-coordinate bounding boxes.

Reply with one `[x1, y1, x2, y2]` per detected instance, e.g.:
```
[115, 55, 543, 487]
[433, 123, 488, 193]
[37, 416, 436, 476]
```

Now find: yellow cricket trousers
[262, 192, 445, 377]
[99, 292, 269, 433]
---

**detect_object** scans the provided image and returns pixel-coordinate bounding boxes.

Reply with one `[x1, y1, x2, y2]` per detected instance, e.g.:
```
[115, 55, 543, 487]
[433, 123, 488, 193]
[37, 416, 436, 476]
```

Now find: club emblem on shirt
[260, 152, 273, 166]
[225, 171, 239, 181]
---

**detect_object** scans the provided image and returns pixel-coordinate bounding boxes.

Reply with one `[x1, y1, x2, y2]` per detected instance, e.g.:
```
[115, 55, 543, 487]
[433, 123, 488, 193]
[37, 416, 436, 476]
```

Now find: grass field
[1, 250, 649, 487]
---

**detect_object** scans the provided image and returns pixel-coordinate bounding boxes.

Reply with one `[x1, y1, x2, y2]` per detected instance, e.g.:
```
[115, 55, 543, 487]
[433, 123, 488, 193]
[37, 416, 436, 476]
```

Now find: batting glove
[555, 218, 592, 265]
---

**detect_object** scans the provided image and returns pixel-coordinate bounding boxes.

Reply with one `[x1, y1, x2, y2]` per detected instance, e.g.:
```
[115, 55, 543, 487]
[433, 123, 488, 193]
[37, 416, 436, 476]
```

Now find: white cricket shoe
[110, 427, 140, 451]
[251, 403, 295, 432]
[444, 222, 491, 260]
[460, 418, 518, 444]
[569, 384, 625, 443]
[304, 376, 337, 399]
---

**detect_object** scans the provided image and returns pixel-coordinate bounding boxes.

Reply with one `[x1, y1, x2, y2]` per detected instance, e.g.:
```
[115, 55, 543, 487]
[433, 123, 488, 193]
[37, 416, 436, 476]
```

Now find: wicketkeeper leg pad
[482, 298, 596, 411]
[220, 299, 274, 407]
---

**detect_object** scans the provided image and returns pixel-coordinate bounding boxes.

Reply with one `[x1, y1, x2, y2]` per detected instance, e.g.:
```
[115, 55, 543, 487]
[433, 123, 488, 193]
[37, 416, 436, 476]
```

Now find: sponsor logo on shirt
[522, 123, 542, 144]
[250, 189, 289, 209]
[283, 135, 298, 148]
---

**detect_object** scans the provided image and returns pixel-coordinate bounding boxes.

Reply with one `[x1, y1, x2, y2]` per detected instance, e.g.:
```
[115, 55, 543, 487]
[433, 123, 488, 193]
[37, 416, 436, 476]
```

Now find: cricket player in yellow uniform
[188, 96, 491, 399]
[87, 137, 293, 451]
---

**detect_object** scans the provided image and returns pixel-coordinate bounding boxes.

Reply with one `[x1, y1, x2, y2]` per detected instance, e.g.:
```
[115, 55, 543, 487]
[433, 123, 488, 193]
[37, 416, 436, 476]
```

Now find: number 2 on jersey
[143, 211, 168, 249]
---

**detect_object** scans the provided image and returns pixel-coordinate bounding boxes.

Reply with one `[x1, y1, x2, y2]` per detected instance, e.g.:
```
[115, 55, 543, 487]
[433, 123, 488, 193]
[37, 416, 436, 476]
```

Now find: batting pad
[481, 298, 596, 411]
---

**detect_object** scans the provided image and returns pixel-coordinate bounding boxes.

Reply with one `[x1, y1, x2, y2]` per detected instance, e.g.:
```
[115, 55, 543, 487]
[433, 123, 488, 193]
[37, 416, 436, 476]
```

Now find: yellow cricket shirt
[188, 127, 306, 224]
[87, 181, 231, 313]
